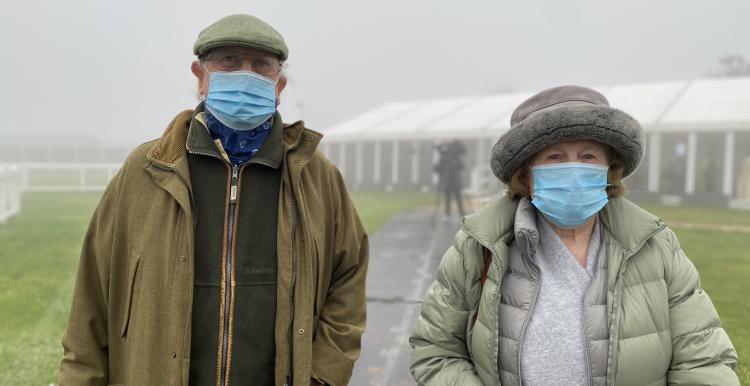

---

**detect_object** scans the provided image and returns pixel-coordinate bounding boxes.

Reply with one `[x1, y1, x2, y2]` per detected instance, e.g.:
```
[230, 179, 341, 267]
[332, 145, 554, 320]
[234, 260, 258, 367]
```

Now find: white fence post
[0, 165, 22, 224]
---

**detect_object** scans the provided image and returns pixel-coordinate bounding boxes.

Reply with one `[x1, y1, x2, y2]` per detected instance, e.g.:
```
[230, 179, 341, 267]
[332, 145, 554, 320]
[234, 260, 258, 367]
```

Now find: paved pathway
[350, 209, 461, 386]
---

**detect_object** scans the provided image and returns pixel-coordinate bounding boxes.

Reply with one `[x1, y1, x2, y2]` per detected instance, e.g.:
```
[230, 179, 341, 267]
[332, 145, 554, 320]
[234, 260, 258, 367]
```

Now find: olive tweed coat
[59, 110, 368, 386]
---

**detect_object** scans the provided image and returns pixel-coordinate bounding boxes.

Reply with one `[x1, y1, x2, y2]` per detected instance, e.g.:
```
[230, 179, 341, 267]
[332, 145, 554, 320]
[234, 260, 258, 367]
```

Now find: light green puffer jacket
[410, 196, 739, 386]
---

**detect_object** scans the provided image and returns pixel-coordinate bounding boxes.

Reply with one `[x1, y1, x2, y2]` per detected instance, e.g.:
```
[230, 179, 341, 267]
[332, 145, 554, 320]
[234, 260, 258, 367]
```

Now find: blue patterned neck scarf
[205, 109, 273, 165]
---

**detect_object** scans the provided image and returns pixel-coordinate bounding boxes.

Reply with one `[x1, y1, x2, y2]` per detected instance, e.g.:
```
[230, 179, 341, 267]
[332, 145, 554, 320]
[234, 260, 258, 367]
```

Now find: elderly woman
[409, 85, 739, 385]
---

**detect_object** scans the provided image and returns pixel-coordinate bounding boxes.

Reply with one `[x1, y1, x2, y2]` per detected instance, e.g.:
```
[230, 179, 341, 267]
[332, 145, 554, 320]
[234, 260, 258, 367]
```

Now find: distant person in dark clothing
[434, 139, 467, 217]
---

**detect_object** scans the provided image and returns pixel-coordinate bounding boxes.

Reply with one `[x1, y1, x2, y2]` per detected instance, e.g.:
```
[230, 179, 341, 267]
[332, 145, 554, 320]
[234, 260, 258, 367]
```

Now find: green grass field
[0, 193, 100, 385]
[0, 193, 747, 385]
[350, 191, 434, 234]
[0, 191, 431, 385]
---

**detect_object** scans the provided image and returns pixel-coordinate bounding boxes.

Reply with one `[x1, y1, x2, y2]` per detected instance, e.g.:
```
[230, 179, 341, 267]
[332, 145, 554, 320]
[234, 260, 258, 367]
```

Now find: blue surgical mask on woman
[205, 71, 277, 131]
[531, 162, 609, 228]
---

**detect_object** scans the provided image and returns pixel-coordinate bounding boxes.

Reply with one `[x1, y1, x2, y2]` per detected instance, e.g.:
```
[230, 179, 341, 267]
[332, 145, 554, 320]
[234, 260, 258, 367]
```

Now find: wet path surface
[350, 210, 461, 386]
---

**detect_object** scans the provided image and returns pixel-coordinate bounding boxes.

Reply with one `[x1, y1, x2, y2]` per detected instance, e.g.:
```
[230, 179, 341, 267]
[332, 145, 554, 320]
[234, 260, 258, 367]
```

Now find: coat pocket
[120, 253, 141, 337]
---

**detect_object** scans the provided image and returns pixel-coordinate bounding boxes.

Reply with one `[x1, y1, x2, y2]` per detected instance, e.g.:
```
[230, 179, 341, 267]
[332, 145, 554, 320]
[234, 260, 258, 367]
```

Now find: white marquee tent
[320, 76, 750, 207]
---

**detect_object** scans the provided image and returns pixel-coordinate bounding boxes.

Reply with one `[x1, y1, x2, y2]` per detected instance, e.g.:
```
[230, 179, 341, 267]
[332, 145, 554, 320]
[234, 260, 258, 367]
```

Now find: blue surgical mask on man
[205, 71, 277, 131]
[531, 162, 609, 228]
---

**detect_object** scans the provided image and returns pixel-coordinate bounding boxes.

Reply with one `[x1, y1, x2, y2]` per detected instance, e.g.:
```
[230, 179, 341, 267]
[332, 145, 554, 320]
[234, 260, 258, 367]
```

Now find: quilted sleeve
[409, 231, 483, 386]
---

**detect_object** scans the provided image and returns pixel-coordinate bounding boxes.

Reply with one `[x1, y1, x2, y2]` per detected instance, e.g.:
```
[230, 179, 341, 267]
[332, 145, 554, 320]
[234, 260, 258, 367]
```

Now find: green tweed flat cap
[193, 14, 288, 61]
[490, 85, 645, 183]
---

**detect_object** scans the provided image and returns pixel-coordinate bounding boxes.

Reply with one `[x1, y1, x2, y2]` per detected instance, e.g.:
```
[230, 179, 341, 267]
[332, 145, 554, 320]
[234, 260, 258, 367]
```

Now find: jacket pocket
[120, 253, 141, 337]
[311, 235, 327, 331]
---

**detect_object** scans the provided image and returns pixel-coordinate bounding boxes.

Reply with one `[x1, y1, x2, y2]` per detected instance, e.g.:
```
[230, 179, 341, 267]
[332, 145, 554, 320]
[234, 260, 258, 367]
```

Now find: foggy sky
[1, 0, 748, 145]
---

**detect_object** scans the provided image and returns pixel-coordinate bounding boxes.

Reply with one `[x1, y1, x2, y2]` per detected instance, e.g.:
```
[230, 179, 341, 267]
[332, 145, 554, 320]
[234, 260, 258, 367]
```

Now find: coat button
[170, 352, 177, 359]
[179, 255, 186, 262]
[307, 136, 314, 142]
[298, 328, 305, 335]
[293, 159, 300, 164]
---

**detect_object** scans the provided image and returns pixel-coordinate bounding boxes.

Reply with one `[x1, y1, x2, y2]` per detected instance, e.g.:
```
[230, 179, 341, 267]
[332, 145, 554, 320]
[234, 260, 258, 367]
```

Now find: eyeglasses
[203, 50, 282, 76]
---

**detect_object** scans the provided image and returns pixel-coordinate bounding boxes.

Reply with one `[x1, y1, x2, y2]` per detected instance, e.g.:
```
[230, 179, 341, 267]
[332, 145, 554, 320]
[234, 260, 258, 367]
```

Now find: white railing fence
[16, 163, 122, 192]
[0, 163, 122, 225]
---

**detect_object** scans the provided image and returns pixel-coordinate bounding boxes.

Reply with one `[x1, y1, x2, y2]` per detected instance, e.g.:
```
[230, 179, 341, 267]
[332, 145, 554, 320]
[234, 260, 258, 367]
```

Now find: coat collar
[146, 106, 321, 173]
[186, 103, 285, 169]
[512, 198, 540, 260]
[460, 194, 519, 250]
[461, 195, 664, 255]
[146, 109, 194, 170]
[599, 197, 665, 254]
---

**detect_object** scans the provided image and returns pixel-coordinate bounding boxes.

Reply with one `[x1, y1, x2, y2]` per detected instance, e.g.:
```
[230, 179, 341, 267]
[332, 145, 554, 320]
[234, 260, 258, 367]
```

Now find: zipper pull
[283, 374, 291, 386]
[230, 165, 239, 203]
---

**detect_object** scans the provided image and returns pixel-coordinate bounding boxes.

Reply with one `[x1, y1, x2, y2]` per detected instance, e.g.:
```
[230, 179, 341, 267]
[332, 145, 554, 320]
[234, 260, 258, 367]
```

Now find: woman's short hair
[505, 145, 626, 200]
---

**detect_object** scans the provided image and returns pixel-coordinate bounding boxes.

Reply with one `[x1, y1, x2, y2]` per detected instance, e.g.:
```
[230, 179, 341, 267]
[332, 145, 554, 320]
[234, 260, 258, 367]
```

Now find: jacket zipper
[581, 308, 593, 386]
[583, 230, 596, 386]
[516, 242, 541, 385]
[218, 164, 240, 386]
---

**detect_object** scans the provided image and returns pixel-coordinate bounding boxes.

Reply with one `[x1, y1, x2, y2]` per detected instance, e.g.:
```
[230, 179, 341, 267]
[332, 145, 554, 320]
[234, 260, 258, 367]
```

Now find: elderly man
[58, 14, 368, 386]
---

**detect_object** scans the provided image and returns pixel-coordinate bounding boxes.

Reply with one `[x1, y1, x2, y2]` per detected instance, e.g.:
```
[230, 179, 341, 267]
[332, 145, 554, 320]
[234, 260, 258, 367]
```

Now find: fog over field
[0, 0, 748, 144]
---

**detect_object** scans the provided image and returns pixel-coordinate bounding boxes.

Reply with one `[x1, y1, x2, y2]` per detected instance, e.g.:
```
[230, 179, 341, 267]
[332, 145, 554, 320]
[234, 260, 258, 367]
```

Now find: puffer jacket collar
[461, 195, 663, 254]
[598, 197, 664, 254]
[512, 198, 540, 261]
[460, 195, 518, 251]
